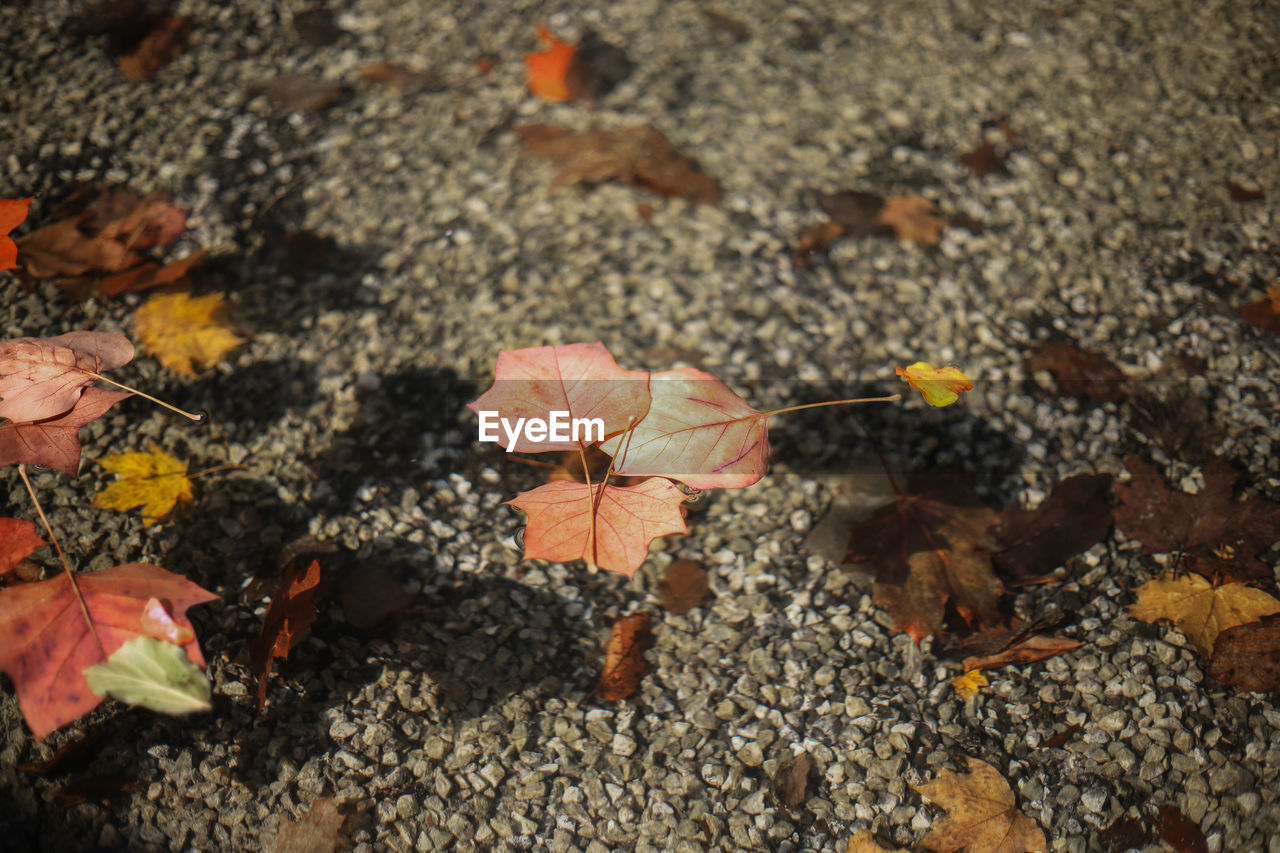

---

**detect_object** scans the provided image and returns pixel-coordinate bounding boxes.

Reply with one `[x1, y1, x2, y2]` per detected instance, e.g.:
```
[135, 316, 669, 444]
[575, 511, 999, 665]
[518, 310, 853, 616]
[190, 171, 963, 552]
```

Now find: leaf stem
[846, 410, 903, 498]
[763, 394, 902, 418]
[577, 446, 599, 573]
[17, 465, 107, 659]
[189, 463, 250, 479]
[88, 372, 205, 421]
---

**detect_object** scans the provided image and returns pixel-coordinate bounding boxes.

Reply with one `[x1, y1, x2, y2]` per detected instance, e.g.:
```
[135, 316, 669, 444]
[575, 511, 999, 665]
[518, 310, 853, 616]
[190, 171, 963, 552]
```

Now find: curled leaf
[597, 611, 653, 700]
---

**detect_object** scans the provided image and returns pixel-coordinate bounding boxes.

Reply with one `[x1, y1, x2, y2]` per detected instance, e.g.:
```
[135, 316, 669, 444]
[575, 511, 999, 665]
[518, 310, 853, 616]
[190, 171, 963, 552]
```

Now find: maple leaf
[846, 832, 909, 853]
[599, 367, 768, 490]
[875, 544, 1003, 643]
[1209, 614, 1280, 692]
[0, 388, 131, 476]
[524, 26, 577, 101]
[990, 473, 1113, 581]
[1128, 573, 1280, 656]
[961, 633, 1083, 672]
[0, 331, 134, 422]
[251, 560, 322, 710]
[0, 563, 216, 739]
[597, 611, 653, 701]
[117, 15, 192, 81]
[913, 757, 1048, 853]
[876, 196, 946, 248]
[0, 518, 46, 575]
[468, 342, 652, 453]
[1023, 341, 1127, 403]
[1238, 282, 1280, 334]
[134, 291, 244, 377]
[1114, 455, 1280, 581]
[896, 362, 973, 407]
[517, 124, 721, 204]
[274, 798, 344, 853]
[0, 197, 32, 270]
[507, 479, 689, 577]
[951, 669, 988, 698]
[94, 445, 194, 522]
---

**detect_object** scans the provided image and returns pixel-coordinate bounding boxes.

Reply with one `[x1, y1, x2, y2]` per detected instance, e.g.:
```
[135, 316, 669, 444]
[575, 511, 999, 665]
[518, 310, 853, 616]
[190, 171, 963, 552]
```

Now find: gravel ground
[2, 0, 1279, 851]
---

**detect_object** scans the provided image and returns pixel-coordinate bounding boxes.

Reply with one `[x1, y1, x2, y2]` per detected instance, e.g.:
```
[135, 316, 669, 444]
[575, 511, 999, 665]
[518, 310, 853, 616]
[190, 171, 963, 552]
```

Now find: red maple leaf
[0, 518, 46, 575]
[0, 388, 131, 475]
[0, 563, 216, 739]
[467, 341, 651, 453]
[250, 559, 322, 710]
[0, 197, 32, 270]
[0, 331, 134, 422]
[507, 478, 689, 577]
[600, 367, 768, 490]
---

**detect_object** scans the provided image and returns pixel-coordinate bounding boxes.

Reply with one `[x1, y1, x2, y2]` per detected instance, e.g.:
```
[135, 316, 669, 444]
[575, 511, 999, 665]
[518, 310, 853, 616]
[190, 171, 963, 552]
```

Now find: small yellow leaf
[897, 362, 973, 407]
[95, 445, 193, 522]
[951, 669, 988, 699]
[135, 291, 243, 377]
[1128, 573, 1280, 656]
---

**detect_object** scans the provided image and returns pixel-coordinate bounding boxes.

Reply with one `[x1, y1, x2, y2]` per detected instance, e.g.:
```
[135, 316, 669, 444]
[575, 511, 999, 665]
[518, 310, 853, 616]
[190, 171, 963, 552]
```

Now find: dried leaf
[951, 669, 987, 698]
[896, 362, 973, 407]
[291, 8, 344, 46]
[658, 560, 709, 615]
[251, 560, 322, 710]
[94, 445, 193, 522]
[1208, 613, 1280, 692]
[0, 388, 131, 476]
[821, 191, 886, 234]
[1225, 181, 1264, 202]
[55, 775, 142, 809]
[962, 635, 1082, 672]
[914, 757, 1047, 852]
[846, 832, 909, 853]
[565, 30, 634, 101]
[597, 611, 652, 701]
[1124, 385, 1222, 462]
[875, 196, 945, 247]
[1038, 724, 1081, 750]
[18, 730, 109, 776]
[0, 197, 32, 270]
[357, 63, 441, 92]
[959, 141, 1006, 176]
[255, 74, 344, 113]
[1128, 573, 1280, 656]
[1238, 282, 1280, 334]
[274, 798, 344, 853]
[0, 331, 135, 422]
[524, 26, 577, 101]
[1098, 816, 1154, 852]
[990, 473, 1113, 581]
[117, 15, 191, 81]
[1024, 341, 1127, 402]
[134, 291, 244, 377]
[0, 518, 46, 575]
[770, 752, 813, 809]
[339, 564, 413, 633]
[98, 249, 206, 297]
[1156, 805, 1208, 853]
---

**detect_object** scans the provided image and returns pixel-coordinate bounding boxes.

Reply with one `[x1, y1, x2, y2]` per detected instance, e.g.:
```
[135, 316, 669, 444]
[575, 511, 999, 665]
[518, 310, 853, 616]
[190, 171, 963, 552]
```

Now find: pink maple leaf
[0, 331, 135, 422]
[0, 388, 131, 475]
[468, 342, 650, 453]
[507, 478, 689, 577]
[600, 367, 768, 490]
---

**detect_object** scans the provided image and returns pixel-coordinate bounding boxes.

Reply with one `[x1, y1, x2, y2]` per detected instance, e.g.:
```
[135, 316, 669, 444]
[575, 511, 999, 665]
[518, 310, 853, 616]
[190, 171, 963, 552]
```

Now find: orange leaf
[524, 26, 577, 101]
[896, 361, 973, 407]
[1238, 282, 1280, 334]
[597, 611, 653, 701]
[274, 798, 344, 853]
[250, 560, 322, 710]
[0, 197, 32, 270]
[0, 518, 46, 575]
[875, 196, 946, 247]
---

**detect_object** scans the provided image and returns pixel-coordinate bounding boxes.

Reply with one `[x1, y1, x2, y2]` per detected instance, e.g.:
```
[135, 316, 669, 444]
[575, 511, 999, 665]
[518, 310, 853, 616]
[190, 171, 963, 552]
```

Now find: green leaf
[84, 637, 212, 715]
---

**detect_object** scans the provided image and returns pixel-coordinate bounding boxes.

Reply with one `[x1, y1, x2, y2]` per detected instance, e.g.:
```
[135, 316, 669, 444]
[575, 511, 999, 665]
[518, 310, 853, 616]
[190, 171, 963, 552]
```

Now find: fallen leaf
[274, 798, 344, 853]
[962, 635, 1082, 672]
[658, 560, 709, 614]
[951, 669, 988, 698]
[0, 197, 32, 269]
[597, 611, 653, 701]
[0, 518, 46, 575]
[846, 832, 909, 853]
[1208, 613, 1280, 692]
[97, 248, 206, 297]
[139, 596, 195, 645]
[990, 473, 1113, 581]
[0, 563, 216, 739]
[1124, 385, 1222, 462]
[1225, 180, 1264, 202]
[508, 479, 689, 577]
[254, 74, 345, 113]
[1114, 455, 1280, 581]
[84, 635, 212, 714]
[896, 362, 973, 407]
[1128, 573, 1280, 656]
[251, 560, 322, 710]
[1024, 341, 1127, 402]
[291, 8, 344, 46]
[703, 9, 751, 41]
[0, 331, 135, 422]
[875, 196, 945, 247]
[0, 388, 132, 476]
[357, 62, 441, 92]
[524, 26, 577, 101]
[1098, 816, 1154, 852]
[339, 564, 414, 633]
[1156, 804, 1208, 853]
[960, 141, 1006, 176]
[117, 15, 191, 81]
[565, 30, 634, 101]
[1238, 282, 1280, 334]
[134, 291, 244, 377]
[517, 123, 720, 204]
[94, 445, 193, 522]
[1038, 724, 1081, 750]
[599, 367, 768, 490]
[913, 757, 1047, 853]
[770, 752, 813, 809]
[18, 730, 109, 776]
[54, 775, 142, 809]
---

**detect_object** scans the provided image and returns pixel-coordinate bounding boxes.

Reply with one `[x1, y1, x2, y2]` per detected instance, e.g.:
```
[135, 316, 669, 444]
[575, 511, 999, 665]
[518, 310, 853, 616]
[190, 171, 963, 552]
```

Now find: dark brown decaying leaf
[117, 15, 191, 81]
[597, 611, 653, 701]
[959, 142, 1006, 176]
[1114, 455, 1280, 581]
[1156, 805, 1208, 853]
[339, 565, 414, 633]
[517, 124, 720, 204]
[1225, 180, 1263, 202]
[1098, 816, 1154, 852]
[1024, 341, 1128, 402]
[770, 752, 813, 809]
[1238, 283, 1280, 334]
[821, 190, 886, 235]
[565, 31, 634, 101]
[1038, 724, 1081, 750]
[291, 8, 344, 45]
[54, 775, 142, 809]
[18, 730, 109, 776]
[962, 634, 1082, 672]
[274, 798, 344, 853]
[250, 560, 322, 710]
[1209, 614, 1280, 692]
[1125, 386, 1222, 462]
[990, 473, 1113, 581]
[659, 560, 709, 615]
[254, 75, 345, 113]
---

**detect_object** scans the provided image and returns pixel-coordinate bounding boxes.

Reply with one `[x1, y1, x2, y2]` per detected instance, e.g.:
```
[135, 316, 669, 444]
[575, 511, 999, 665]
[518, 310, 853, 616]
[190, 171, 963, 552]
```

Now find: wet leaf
[55, 774, 142, 809]
[1225, 180, 1263, 202]
[1238, 282, 1280, 334]
[117, 15, 191, 81]
[703, 10, 751, 42]
[846, 832, 909, 853]
[1156, 805, 1208, 853]
[254, 74, 344, 113]
[357, 62, 441, 92]
[94, 445, 193, 522]
[875, 196, 946, 247]
[1098, 816, 1153, 852]
[914, 757, 1047, 852]
[658, 560, 709, 614]
[959, 141, 1006, 176]
[251, 560, 322, 710]
[339, 564, 414, 633]
[134, 291, 244, 377]
[0, 197, 32, 270]
[1128, 573, 1280, 656]
[291, 8, 344, 45]
[565, 30, 634, 101]
[962, 634, 1082, 672]
[597, 611, 653, 701]
[990, 473, 1112, 581]
[1024, 341, 1127, 402]
[1208, 613, 1280, 692]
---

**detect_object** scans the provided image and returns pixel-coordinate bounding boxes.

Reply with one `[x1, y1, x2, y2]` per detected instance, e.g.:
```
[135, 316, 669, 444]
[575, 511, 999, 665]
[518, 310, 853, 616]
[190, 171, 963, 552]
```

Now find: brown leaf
[991, 473, 1112, 581]
[821, 191, 886, 234]
[1156, 805, 1208, 853]
[517, 124, 720, 204]
[846, 832, 909, 853]
[1038, 724, 1080, 750]
[770, 752, 813, 809]
[1098, 816, 1153, 852]
[339, 564, 413, 633]
[250, 560, 322, 710]
[873, 546, 1003, 643]
[254, 75, 345, 114]
[913, 757, 1047, 852]
[117, 15, 191, 81]
[1209, 613, 1280, 692]
[875, 196, 945, 248]
[54, 775, 142, 809]
[1124, 386, 1222, 462]
[18, 730, 109, 776]
[357, 63, 442, 93]
[959, 142, 1006, 176]
[1225, 180, 1264, 202]
[658, 560, 709, 615]
[564, 31, 634, 101]
[597, 611, 653, 701]
[274, 798, 344, 853]
[97, 248, 206, 297]
[1114, 455, 1280, 582]
[291, 8, 345, 46]
[1238, 282, 1280, 334]
[704, 10, 751, 41]
[962, 634, 1082, 672]
[1024, 341, 1127, 402]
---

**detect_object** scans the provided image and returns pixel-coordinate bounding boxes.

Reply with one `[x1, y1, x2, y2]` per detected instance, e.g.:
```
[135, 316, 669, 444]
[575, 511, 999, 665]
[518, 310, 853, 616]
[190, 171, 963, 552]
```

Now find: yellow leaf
[897, 362, 973, 407]
[1128, 573, 1280, 656]
[135, 292, 243, 377]
[914, 757, 1048, 853]
[951, 669, 988, 699]
[847, 830, 909, 853]
[94, 445, 193, 522]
